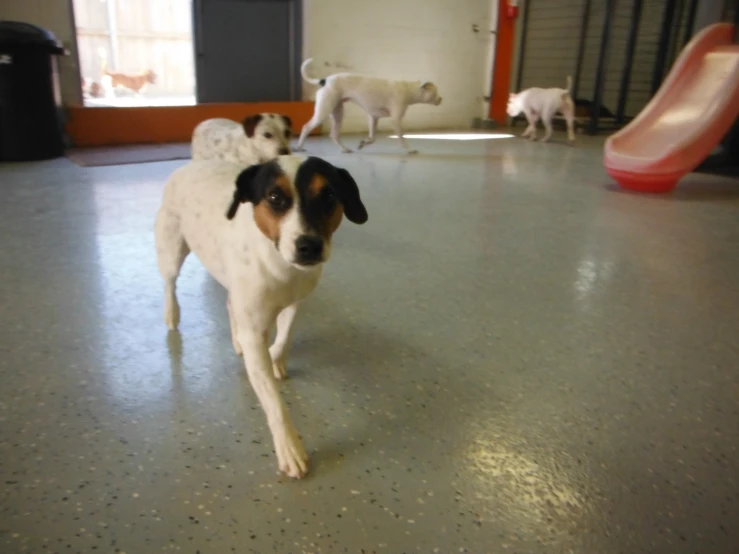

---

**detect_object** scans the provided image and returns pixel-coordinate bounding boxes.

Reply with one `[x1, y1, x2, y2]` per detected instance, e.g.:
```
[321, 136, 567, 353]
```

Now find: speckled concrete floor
[1, 132, 738, 554]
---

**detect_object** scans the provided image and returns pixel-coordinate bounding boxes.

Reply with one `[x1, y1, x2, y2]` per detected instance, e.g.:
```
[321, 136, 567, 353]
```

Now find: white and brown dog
[192, 114, 293, 165]
[507, 76, 576, 144]
[296, 58, 442, 154]
[154, 155, 368, 478]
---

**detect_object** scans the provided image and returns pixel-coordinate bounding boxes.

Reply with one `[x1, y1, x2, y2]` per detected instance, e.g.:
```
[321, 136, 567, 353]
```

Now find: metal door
[193, 0, 300, 103]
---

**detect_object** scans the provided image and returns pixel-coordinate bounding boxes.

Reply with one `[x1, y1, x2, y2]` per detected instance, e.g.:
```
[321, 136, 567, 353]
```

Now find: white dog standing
[192, 113, 292, 164]
[154, 155, 368, 478]
[507, 76, 576, 144]
[296, 58, 442, 154]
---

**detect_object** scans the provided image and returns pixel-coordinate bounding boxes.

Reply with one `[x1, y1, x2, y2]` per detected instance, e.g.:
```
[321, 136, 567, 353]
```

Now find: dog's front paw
[269, 345, 288, 380]
[274, 424, 308, 479]
[341, 148, 353, 154]
[272, 358, 287, 380]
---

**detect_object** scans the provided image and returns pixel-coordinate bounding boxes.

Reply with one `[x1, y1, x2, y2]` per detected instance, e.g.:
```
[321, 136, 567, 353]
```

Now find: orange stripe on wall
[489, 0, 517, 123]
[65, 102, 316, 147]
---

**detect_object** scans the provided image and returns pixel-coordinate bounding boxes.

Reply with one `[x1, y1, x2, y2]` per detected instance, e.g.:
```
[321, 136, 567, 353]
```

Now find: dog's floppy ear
[333, 167, 368, 224]
[242, 114, 263, 138]
[226, 164, 263, 220]
[420, 81, 434, 91]
[280, 114, 293, 131]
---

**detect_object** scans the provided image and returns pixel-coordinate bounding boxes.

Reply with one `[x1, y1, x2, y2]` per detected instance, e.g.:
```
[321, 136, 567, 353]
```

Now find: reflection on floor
[1, 132, 738, 553]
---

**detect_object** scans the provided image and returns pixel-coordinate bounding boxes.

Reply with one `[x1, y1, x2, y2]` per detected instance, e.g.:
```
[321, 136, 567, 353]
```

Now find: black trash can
[0, 21, 66, 162]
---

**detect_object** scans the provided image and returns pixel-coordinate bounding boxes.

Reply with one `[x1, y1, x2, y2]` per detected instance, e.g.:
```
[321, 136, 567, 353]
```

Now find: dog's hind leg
[296, 117, 322, 152]
[155, 207, 190, 330]
[357, 115, 379, 150]
[541, 101, 565, 143]
[295, 88, 335, 151]
[269, 302, 299, 380]
[562, 94, 576, 145]
[329, 102, 352, 153]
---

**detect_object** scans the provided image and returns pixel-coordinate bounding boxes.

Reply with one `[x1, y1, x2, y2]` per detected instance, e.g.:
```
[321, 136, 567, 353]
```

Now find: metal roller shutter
[515, 0, 691, 132]
[517, 0, 584, 92]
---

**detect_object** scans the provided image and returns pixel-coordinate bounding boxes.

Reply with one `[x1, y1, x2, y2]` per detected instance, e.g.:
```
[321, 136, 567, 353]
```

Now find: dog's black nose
[295, 235, 324, 264]
[278, 147, 290, 155]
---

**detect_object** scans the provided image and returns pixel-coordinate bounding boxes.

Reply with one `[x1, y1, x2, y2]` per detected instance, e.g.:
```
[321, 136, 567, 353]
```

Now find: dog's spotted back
[192, 114, 293, 166]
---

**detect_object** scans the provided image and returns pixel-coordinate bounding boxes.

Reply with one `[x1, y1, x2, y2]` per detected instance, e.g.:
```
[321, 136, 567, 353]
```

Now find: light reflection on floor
[1, 134, 738, 553]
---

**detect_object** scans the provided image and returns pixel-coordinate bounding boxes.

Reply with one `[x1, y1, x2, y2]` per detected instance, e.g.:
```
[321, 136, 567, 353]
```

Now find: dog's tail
[300, 58, 325, 87]
[565, 75, 573, 94]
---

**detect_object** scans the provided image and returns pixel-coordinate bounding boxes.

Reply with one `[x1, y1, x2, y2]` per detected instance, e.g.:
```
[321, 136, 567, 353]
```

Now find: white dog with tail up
[296, 58, 443, 155]
[507, 76, 576, 145]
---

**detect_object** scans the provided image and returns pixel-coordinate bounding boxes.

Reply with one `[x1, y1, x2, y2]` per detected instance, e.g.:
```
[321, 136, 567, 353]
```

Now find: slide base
[603, 23, 739, 195]
[606, 168, 680, 193]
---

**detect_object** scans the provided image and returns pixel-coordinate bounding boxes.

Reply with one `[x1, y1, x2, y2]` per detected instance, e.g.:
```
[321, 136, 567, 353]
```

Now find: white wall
[302, 0, 498, 133]
[2, 0, 499, 121]
[1, 0, 82, 105]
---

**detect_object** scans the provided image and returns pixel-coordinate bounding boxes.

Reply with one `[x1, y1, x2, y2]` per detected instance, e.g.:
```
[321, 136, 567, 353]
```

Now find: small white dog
[507, 76, 576, 144]
[192, 114, 292, 165]
[154, 155, 368, 478]
[296, 58, 442, 154]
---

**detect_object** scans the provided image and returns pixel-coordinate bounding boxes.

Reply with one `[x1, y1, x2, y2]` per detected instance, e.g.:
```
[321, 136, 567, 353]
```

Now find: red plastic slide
[604, 23, 739, 193]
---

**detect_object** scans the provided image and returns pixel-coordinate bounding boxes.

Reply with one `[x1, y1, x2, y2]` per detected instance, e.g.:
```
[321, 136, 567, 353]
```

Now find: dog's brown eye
[263, 132, 273, 139]
[267, 189, 289, 211]
[323, 187, 337, 209]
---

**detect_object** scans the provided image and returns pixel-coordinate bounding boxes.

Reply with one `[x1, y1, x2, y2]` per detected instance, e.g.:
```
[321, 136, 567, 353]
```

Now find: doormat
[66, 143, 191, 167]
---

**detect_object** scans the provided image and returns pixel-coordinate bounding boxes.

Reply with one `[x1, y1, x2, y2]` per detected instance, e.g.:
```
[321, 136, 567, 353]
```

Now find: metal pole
[106, 0, 119, 71]
[616, 0, 643, 125]
[589, 0, 614, 134]
[666, 0, 686, 68]
[726, 0, 739, 20]
[683, 0, 699, 47]
[288, 0, 296, 100]
[694, 0, 727, 34]
[515, 0, 531, 92]
[651, 0, 678, 95]
[572, 0, 592, 100]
